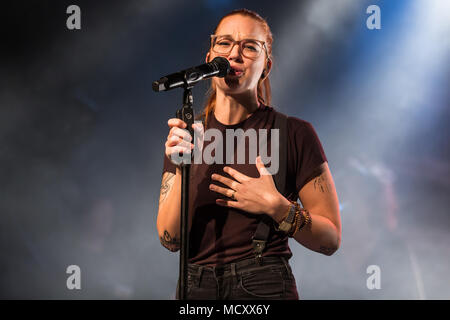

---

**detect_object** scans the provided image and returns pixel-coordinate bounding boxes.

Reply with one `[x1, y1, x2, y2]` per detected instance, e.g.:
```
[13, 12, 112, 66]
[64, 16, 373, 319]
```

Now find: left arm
[272, 162, 341, 255]
[210, 158, 341, 256]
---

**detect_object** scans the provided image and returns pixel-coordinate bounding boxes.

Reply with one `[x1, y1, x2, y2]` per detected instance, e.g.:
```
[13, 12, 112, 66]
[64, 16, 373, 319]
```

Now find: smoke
[1, 0, 449, 299]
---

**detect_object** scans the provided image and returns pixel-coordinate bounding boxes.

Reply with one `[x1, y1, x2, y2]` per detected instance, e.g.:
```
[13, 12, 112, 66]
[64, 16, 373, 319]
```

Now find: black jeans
[176, 256, 299, 300]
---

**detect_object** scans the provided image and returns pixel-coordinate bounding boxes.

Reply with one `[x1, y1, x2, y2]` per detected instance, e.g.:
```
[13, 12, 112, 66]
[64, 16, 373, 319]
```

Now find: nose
[228, 42, 243, 61]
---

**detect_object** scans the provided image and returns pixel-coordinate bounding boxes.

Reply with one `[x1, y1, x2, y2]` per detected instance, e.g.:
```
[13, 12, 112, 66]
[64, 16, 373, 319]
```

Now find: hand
[209, 156, 287, 217]
[165, 118, 202, 166]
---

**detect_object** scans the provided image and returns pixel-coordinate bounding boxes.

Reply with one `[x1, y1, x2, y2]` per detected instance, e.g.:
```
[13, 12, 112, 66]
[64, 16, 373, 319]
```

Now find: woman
[157, 8, 341, 300]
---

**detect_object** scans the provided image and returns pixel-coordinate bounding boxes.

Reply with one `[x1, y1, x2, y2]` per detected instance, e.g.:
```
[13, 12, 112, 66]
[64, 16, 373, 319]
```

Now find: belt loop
[211, 266, 220, 299]
[281, 257, 290, 275]
[197, 266, 204, 277]
[196, 266, 204, 288]
[231, 263, 236, 277]
[231, 263, 238, 285]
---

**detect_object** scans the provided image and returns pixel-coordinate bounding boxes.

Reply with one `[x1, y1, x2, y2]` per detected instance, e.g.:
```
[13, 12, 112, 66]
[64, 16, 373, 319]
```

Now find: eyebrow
[215, 34, 263, 41]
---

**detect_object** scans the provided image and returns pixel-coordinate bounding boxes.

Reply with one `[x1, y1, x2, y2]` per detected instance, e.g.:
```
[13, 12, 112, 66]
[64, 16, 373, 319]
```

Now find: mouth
[228, 66, 244, 77]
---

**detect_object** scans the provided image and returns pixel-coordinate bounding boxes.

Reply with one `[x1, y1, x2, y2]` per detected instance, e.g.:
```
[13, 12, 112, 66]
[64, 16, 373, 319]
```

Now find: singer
[157, 8, 341, 300]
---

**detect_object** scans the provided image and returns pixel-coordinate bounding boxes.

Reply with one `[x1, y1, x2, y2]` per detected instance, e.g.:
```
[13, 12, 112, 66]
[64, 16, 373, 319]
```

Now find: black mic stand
[176, 86, 194, 300]
[153, 57, 229, 300]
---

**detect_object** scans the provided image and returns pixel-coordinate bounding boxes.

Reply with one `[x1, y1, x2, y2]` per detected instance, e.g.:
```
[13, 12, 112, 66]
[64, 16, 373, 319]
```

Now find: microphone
[152, 57, 230, 92]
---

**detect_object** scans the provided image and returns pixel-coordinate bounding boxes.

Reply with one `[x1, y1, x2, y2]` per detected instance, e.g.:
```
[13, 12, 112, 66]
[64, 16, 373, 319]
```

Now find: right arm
[156, 118, 195, 252]
[157, 169, 182, 252]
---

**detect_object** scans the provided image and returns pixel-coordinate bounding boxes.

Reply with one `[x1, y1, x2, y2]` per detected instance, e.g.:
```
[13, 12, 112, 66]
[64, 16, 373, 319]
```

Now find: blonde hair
[199, 9, 273, 127]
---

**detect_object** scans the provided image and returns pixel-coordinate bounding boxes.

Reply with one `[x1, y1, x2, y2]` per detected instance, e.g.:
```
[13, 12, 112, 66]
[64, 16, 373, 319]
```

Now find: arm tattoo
[159, 172, 175, 204]
[160, 230, 180, 252]
[319, 245, 336, 256]
[313, 175, 330, 193]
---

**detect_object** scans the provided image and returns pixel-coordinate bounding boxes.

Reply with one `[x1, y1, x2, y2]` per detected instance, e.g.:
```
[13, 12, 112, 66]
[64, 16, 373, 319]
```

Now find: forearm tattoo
[159, 172, 175, 204]
[160, 230, 180, 252]
[313, 174, 330, 193]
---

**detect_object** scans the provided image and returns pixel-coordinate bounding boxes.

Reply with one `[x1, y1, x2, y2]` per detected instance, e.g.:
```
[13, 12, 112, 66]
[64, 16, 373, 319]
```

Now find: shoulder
[287, 115, 312, 131]
[268, 106, 315, 133]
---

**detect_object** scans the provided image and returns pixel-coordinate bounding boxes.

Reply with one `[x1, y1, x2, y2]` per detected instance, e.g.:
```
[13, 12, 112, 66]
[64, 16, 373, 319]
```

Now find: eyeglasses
[210, 34, 268, 59]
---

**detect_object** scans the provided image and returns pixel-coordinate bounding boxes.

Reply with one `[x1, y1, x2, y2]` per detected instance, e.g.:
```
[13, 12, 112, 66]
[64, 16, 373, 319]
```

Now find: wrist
[271, 195, 292, 224]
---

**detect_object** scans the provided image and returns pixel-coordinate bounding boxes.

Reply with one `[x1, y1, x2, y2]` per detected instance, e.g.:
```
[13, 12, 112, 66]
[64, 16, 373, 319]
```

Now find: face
[206, 14, 271, 95]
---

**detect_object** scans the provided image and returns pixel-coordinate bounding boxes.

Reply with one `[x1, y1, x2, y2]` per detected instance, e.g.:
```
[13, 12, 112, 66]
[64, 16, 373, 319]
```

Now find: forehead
[215, 15, 265, 41]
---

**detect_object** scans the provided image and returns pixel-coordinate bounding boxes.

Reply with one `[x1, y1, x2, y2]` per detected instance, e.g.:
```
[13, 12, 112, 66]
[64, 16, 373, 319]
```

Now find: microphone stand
[176, 86, 194, 300]
[153, 57, 229, 300]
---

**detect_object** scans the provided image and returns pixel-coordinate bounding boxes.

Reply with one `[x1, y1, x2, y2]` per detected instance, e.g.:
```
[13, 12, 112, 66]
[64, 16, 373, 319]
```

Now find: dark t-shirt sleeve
[288, 117, 328, 194]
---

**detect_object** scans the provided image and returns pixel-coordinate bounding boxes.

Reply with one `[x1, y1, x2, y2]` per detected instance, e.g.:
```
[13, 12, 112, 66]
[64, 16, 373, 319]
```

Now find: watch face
[279, 221, 292, 232]
[286, 204, 296, 224]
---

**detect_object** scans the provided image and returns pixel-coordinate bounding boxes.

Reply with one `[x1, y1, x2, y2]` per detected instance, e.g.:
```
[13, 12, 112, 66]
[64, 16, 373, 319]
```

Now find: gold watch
[276, 204, 296, 233]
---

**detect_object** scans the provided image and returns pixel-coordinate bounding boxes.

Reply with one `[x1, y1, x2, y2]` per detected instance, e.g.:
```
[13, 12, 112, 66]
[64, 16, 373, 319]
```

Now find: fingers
[165, 130, 194, 160]
[216, 198, 240, 209]
[223, 166, 250, 183]
[166, 136, 194, 149]
[255, 156, 271, 176]
[192, 123, 201, 130]
[167, 145, 192, 155]
[168, 118, 200, 131]
[209, 184, 235, 198]
[167, 118, 201, 142]
[167, 118, 187, 129]
[166, 130, 193, 147]
[191, 122, 203, 131]
[211, 173, 240, 190]
[165, 119, 193, 162]
[169, 127, 192, 142]
[166, 118, 195, 151]
[165, 133, 193, 151]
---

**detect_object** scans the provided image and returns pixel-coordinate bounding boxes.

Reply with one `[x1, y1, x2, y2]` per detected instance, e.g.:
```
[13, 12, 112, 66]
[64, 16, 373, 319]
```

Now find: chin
[224, 76, 248, 88]
[224, 78, 241, 88]
[214, 77, 251, 94]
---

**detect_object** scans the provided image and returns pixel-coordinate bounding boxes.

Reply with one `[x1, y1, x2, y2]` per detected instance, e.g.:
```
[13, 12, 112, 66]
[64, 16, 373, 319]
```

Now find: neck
[214, 90, 260, 125]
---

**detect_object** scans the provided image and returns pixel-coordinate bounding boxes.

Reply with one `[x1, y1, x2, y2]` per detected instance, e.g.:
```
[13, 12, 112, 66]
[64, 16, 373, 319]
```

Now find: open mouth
[228, 67, 243, 77]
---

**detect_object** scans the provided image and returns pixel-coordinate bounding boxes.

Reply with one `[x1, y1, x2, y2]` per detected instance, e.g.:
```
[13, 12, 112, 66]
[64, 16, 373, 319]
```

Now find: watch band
[276, 203, 296, 232]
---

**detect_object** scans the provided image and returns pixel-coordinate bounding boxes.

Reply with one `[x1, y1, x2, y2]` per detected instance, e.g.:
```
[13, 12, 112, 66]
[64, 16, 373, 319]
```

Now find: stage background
[1, 0, 449, 299]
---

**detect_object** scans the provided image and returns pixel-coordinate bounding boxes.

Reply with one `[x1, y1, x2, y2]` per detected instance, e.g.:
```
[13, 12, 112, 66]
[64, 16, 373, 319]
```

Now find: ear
[265, 57, 273, 77]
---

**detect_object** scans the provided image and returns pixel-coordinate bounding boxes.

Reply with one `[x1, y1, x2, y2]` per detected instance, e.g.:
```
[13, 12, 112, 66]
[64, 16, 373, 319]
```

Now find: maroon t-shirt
[162, 105, 327, 266]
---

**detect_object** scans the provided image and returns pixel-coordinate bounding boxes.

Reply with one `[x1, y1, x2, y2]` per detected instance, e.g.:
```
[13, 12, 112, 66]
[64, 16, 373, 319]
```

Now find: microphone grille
[212, 57, 230, 78]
